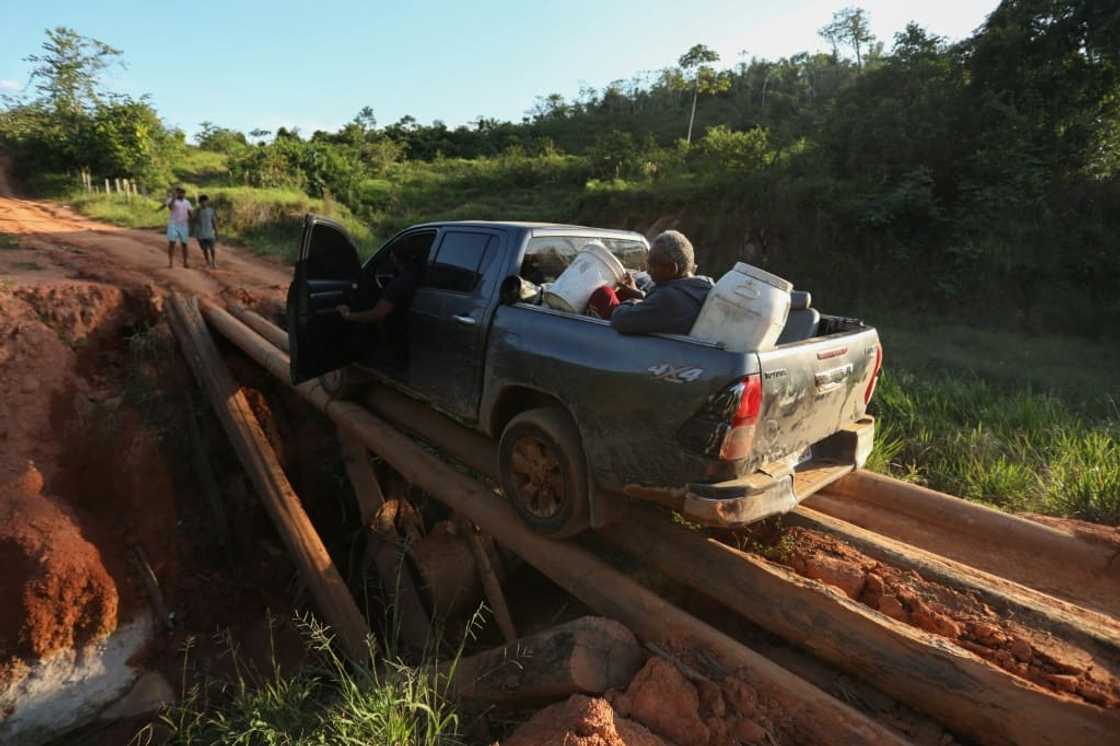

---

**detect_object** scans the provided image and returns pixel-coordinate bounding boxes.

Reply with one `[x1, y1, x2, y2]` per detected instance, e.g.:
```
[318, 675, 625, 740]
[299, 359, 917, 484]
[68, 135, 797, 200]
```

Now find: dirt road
[0, 193, 292, 307]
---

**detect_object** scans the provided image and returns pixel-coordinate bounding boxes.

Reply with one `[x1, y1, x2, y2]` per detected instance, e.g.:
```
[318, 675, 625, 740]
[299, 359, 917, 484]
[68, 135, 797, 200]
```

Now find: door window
[424, 232, 493, 293]
[307, 223, 362, 279]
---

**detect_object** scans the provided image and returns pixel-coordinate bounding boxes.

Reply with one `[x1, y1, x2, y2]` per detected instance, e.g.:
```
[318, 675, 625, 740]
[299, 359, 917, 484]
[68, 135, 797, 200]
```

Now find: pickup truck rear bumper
[624, 417, 874, 527]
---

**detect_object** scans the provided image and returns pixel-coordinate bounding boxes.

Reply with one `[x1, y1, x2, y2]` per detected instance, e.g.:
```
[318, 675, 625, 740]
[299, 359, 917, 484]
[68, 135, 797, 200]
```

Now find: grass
[354, 154, 590, 245]
[147, 613, 465, 746]
[865, 317, 1120, 524]
[174, 147, 231, 188]
[0, 233, 21, 250]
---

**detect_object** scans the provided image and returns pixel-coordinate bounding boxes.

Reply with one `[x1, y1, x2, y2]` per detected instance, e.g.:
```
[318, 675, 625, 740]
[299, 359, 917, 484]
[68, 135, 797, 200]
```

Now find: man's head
[175, 187, 186, 200]
[648, 230, 694, 283]
[199, 194, 209, 205]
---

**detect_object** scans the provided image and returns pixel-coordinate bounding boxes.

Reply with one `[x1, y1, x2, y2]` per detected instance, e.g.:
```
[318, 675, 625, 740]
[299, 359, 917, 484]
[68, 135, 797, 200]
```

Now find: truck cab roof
[404, 220, 648, 244]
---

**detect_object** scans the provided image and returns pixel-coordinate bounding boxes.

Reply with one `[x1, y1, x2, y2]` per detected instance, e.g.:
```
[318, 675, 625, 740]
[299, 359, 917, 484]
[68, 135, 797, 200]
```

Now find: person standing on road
[194, 194, 219, 268]
[158, 187, 193, 268]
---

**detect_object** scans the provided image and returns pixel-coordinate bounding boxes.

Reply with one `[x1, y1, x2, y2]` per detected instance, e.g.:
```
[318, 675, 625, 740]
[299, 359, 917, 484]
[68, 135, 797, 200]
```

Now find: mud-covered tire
[319, 366, 366, 400]
[498, 406, 591, 538]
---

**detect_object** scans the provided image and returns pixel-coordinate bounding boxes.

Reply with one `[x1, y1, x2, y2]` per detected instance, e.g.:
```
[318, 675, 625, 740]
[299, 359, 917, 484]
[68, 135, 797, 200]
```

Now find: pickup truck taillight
[864, 345, 883, 405]
[720, 374, 763, 461]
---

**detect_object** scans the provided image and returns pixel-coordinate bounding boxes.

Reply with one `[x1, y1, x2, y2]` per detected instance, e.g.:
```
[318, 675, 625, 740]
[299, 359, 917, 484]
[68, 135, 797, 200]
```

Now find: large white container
[542, 241, 626, 313]
[689, 262, 793, 351]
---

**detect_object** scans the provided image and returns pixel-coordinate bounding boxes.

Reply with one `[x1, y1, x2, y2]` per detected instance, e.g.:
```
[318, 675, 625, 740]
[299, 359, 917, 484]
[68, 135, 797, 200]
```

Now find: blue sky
[1, 1, 996, 140]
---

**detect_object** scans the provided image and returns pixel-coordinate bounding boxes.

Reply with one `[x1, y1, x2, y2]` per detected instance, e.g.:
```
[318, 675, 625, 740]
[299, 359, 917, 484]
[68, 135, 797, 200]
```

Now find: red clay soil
[0, 465, 118, 692]
[506, 655, 777, 746]
[0, 280, 151, 691]
[504, 694, 671, 746]
[0, 193, 290, 308]
[767, 526, 1120, 708]
[609, 656, 774, 746]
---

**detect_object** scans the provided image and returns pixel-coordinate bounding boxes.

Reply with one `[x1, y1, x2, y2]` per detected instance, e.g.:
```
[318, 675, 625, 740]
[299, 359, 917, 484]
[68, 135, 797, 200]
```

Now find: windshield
[521, 235, 648, 284]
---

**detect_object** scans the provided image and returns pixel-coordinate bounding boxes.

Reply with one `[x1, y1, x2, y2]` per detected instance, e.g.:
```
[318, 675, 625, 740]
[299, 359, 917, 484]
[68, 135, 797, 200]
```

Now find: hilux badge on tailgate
[648, 363, 704, 383]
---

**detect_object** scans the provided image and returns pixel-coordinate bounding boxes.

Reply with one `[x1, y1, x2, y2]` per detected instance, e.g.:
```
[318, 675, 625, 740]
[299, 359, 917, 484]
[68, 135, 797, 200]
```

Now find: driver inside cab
[335, 244, 419, 324]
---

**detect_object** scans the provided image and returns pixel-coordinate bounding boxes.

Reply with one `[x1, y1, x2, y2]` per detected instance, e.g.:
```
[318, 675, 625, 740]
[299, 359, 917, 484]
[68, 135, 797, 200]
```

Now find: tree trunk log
[167, 294, 372, 663]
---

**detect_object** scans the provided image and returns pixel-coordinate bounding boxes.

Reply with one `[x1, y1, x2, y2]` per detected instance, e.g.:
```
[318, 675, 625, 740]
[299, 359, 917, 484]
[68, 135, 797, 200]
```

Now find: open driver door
[286, 214, 364, 384]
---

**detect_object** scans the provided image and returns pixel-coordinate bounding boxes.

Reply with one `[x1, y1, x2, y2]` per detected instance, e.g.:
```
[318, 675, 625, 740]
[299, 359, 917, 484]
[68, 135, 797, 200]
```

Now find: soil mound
[0, 465, 118, 690]
[610, 657, 772, 746]
[504, 694, 669, 746]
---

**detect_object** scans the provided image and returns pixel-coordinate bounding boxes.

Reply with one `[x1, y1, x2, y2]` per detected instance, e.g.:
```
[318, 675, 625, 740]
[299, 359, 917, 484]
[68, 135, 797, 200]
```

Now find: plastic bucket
[542, 241, 626, 313]
[689, 262, 792, 352]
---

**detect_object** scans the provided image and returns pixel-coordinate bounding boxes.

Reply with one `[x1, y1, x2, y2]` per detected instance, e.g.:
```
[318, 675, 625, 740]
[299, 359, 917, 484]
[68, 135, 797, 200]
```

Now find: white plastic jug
[689, 262, 793, 352]
[542, 241, 626, 313]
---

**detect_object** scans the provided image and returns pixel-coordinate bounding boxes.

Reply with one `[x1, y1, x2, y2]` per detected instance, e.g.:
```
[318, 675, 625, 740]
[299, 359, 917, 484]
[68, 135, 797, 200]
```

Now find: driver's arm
[336, 264, 415, 323]
[337, 299, 394, 323]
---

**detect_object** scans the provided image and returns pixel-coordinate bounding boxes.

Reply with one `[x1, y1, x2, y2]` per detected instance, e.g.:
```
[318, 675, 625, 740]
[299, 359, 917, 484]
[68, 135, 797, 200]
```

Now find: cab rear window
[521, 236, 647, 284]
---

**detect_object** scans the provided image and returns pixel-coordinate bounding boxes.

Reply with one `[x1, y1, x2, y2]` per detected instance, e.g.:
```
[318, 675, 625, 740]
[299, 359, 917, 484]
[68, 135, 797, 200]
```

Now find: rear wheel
[319, 366, 367, 400]
[498, 407, 590, 538]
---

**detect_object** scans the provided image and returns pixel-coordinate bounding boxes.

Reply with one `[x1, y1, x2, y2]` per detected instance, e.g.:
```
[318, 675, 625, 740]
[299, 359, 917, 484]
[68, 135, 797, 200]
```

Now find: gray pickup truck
[287, 215, 881, 536]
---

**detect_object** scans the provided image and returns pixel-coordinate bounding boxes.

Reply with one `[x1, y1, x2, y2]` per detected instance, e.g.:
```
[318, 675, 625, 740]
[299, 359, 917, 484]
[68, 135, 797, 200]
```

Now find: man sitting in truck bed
[588, 230, 714, 336]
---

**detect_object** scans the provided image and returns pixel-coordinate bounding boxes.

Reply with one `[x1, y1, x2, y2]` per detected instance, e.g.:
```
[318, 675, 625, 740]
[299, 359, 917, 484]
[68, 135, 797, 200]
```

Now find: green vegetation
[869, 371, 1120, 524]
[867, 319, 1120, 524]
[155, 614, 463, 745]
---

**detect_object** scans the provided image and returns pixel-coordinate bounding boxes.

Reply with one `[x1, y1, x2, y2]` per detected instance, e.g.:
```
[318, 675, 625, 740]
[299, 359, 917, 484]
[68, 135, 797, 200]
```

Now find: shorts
[198, 238, 215, 250]
[166, 223, 189, 243]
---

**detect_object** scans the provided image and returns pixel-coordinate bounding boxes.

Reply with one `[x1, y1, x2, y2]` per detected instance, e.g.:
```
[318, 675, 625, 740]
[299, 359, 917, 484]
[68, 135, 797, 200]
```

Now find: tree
[678, 44, 727, 144]
[195, 121, 248, 153]
[353, 105, 377, 132]
[23, 26, 122, 115]
[819, 7, 876, 70]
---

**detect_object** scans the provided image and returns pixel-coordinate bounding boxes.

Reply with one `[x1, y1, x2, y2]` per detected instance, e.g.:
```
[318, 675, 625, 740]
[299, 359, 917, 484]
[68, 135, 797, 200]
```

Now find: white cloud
[0, 80, 21, 93]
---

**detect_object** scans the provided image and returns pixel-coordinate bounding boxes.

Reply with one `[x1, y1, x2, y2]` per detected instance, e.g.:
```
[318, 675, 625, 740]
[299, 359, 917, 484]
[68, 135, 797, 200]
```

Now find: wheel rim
[510, 435, 564, 520]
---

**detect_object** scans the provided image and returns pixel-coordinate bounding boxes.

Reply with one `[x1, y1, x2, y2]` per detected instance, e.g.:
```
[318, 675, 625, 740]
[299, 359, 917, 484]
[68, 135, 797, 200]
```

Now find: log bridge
[171, 295, 1120, 746]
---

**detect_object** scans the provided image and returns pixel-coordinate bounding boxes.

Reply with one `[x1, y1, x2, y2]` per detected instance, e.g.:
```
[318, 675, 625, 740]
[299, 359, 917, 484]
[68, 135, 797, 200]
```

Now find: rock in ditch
[504, 694, 670, 746]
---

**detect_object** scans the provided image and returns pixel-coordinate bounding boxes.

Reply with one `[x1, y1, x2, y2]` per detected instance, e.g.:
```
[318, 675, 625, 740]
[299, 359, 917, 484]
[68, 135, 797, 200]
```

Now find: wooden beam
[197, 298, 910, 746]
[228, 303, 290, 352]
[460, 517, 518, 643]
[334, 426, 430, 652]
[601, 505, 1120, 746]
[338, 429, 383, 526]
[444, 616, 642, 703]
[811, 471, 1120, 618]
[167, 294, 372, 664]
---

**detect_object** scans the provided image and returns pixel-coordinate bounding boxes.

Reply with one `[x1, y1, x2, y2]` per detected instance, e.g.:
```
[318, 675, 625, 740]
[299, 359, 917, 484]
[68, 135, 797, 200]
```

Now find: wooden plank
[338, 429, 383, 525]
[167, 294, 372, 664]
[198, 298, 909, 746]
[792, 459, 853, 499]
[334, 426, 430, 652]
[365, 523, 432, 654]
[228, 303, 290, 352]
[812, 471, 1120, 618]
[460, 517, 518, 643]
[601, 505, 1120, 746]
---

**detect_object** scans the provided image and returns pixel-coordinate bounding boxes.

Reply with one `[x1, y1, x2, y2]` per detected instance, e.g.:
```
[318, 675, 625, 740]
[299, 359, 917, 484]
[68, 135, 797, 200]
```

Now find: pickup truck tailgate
[753, 325, 880, 467]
